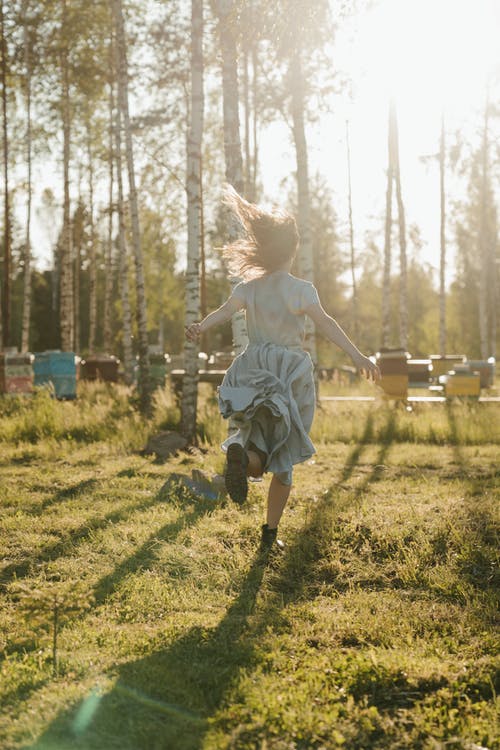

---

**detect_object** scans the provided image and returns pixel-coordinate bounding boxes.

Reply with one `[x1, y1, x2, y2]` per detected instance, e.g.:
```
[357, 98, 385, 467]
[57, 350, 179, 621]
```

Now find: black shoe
[225, 443, 249, 505]
[260, 524, 285, 550]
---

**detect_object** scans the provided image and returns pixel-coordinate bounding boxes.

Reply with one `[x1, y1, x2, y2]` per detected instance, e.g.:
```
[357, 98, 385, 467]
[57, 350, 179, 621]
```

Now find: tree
[113, 34, 133, 385]
[391, 100, 408, 350]
[0, 0, 11, 348]
[213, 0, 248, 357]
[382, 103, 394, 348]
[345, 119, 358, 339]
[439, 113, 446, 356]
[181, 0, 204, 442]
[58, 0, 74, 352]
[113, 0, 151, 412]
[21, 0, 33, 352]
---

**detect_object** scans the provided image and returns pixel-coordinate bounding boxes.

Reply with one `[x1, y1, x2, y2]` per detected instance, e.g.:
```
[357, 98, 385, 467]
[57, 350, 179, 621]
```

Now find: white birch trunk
[59, 0, 74, 352]
[215, 0, 248, 356]
[113, 0, 151, 411]
[0, 0, 10, 347]
[21, 0, 32, 352]
[114, 36, 134, 384]
[181, 0, 204, 443]
[290, 50, 317, 374]
[382, 103, 393, 348]
[391, 102, 408, 351]
[439, 114, 446, 356]
[345, 119, 358, 339]
[104, 60, 114, 354]
[87, 120, 97, 353]
[478, 99, 490, 360]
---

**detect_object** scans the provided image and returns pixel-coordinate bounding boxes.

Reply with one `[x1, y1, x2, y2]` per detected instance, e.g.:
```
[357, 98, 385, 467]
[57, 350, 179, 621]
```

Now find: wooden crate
[430, 355, 466, 378]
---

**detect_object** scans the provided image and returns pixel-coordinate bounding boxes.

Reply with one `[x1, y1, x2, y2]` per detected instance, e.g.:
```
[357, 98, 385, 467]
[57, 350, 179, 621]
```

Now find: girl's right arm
[185, 295, 245, 341]
[305, 301, 380, 381]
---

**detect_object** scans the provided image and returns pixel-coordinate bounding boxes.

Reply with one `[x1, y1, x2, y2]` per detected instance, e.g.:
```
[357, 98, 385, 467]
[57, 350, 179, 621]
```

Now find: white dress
[218, 271, 319, 485]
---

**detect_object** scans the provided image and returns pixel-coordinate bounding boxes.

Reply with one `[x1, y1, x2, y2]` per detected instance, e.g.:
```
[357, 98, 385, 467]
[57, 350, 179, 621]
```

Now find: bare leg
[247, 450, 264, 478]
[266, 474, 291, 529]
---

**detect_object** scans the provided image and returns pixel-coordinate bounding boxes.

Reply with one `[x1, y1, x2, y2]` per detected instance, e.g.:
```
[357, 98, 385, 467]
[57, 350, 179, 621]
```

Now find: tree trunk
[251, 44, 258, 202]
[59, 0, 74, 352]
[382, 103, 393, 348]
[290, 49, 317, 374]
[478, 97, 490, 360]
[113, 0, 151, 411]
[114, 40, 134, 385]
[0, 0, 11, 348]
[345, 119, 358, 339]
[104, 58, 115, 354]
[87, 119, 97, 353]
[21, 0, 32, 352]
[181, 0, 204, 443]
[215, 0, 248, 356]
[439, 113, 446, 356]
[391, 102, 408, 351]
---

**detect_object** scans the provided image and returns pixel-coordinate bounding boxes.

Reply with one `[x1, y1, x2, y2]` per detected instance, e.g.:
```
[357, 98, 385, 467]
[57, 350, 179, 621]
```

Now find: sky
[25, 0, 500, 285]
[259, 0, 500, 282]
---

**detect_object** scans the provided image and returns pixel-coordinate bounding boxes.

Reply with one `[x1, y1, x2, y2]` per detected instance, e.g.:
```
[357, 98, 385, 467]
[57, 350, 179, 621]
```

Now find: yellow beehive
[443, 371, 480, 397]
[379, 374, 408, 399]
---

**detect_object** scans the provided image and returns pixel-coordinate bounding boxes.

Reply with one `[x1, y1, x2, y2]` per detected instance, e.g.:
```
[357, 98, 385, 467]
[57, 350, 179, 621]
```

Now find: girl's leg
[266, 474, 292, 529]
[247, 448, 265, 477]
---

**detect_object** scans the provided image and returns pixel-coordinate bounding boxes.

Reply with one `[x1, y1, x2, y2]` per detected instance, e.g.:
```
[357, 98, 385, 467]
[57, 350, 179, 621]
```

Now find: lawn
[0, 383, 498, 749]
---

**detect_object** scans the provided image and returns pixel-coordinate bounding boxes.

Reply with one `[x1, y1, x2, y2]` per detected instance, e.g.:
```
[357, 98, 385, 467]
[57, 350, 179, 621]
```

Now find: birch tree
[181, 0, 204, 442]
[214, 0, 248, 356]
[345, 119, 358, 339]
[86, 118, 97, 353]
[289, 48, 317, 371]
[478, 95, 490, 360]
[439, 113, 446, 356]
[390, 101, 408, 351]
[0, 0, 11, 348]
[114, 42, 134, 385]
[113, 0, 151, 412]
[21, 0, 33, 352]
[104, 50, 115, 354]
[59, 0, 74, 352]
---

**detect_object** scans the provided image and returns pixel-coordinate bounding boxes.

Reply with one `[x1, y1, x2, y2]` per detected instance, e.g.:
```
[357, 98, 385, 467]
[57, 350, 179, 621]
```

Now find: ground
[0, 384, 498, 749]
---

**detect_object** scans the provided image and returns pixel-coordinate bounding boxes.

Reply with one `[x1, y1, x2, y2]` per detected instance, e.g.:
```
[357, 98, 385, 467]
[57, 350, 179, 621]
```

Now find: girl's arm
[305, 302, 380, 381]
[185, 295, 244, 341]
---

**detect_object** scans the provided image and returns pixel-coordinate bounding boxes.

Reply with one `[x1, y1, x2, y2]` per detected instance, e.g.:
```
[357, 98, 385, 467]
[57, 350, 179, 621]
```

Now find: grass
[0, 382, 498, 749]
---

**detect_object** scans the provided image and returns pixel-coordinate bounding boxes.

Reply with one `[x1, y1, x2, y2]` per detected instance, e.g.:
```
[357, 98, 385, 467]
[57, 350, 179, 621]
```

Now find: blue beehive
[34, 351, 77, 399]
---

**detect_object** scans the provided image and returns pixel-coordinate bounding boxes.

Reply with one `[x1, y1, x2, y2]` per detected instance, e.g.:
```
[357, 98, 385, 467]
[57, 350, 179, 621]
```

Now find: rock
[160, 470, 226, 501]
[143, 431, 188, 461]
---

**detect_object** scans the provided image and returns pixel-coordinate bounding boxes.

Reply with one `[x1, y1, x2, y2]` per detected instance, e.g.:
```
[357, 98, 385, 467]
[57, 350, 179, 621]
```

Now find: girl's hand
[185, 322, 202, 341]
[353, 353, 380, 382]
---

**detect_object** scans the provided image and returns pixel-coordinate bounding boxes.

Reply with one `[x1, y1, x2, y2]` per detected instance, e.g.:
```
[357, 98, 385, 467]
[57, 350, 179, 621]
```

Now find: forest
[0, 0, 498, 414]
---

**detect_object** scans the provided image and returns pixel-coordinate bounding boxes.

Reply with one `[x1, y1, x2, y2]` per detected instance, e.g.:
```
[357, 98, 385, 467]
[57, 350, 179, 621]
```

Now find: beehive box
[376, 349, 409, 399]
[0, 351, 34, 394]
[430, 355, 466, 378]
[34, 351, 77, 399]
[441, 370, 480, 398]
[80, 355, 120, 382]
[465, 359, 495, 388]
[408, 359, 432, 386]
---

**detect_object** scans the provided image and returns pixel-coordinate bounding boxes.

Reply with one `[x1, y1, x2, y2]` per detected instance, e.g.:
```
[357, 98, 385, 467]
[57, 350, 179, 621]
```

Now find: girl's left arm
[185, 295, 245, 341]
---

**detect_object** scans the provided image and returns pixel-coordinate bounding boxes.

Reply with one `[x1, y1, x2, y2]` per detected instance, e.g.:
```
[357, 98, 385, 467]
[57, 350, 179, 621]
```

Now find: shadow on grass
[28, 411, 389, 750]
[21, 478, 101, 516]
[446, 402, 499, 598]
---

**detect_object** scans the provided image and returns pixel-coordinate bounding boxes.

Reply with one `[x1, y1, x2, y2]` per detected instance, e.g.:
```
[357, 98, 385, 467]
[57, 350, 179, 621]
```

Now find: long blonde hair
[221, 185, 299, 280]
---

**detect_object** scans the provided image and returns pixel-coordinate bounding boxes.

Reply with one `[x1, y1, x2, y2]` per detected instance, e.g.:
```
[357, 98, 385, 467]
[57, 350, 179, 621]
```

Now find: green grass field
[0, 383, 498, 750]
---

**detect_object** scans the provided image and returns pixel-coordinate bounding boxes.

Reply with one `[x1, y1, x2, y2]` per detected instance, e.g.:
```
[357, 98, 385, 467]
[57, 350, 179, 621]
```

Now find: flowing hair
[221, 185, 299, 280]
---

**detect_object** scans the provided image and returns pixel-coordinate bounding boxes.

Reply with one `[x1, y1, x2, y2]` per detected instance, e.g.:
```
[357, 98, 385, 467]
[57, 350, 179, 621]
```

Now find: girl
[186, 187, 379, 548]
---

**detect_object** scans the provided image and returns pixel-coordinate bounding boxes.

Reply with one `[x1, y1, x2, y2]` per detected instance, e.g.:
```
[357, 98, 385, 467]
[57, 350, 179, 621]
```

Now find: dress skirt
[218, 343, 316, 484]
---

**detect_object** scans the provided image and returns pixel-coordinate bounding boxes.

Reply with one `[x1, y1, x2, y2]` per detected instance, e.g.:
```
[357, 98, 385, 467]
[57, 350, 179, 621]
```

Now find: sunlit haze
[260, 0, 500, 280]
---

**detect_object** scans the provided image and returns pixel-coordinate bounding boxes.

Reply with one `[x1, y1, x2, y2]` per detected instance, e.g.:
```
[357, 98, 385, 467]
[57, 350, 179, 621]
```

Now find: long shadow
[445, 402, 499, 599]
[20, 478, 101, 517]
[29, 411, 389, 750]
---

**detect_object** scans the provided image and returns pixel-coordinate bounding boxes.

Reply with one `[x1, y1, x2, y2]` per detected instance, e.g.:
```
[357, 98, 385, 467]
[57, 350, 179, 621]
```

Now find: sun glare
[351, 0, 499, 116]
